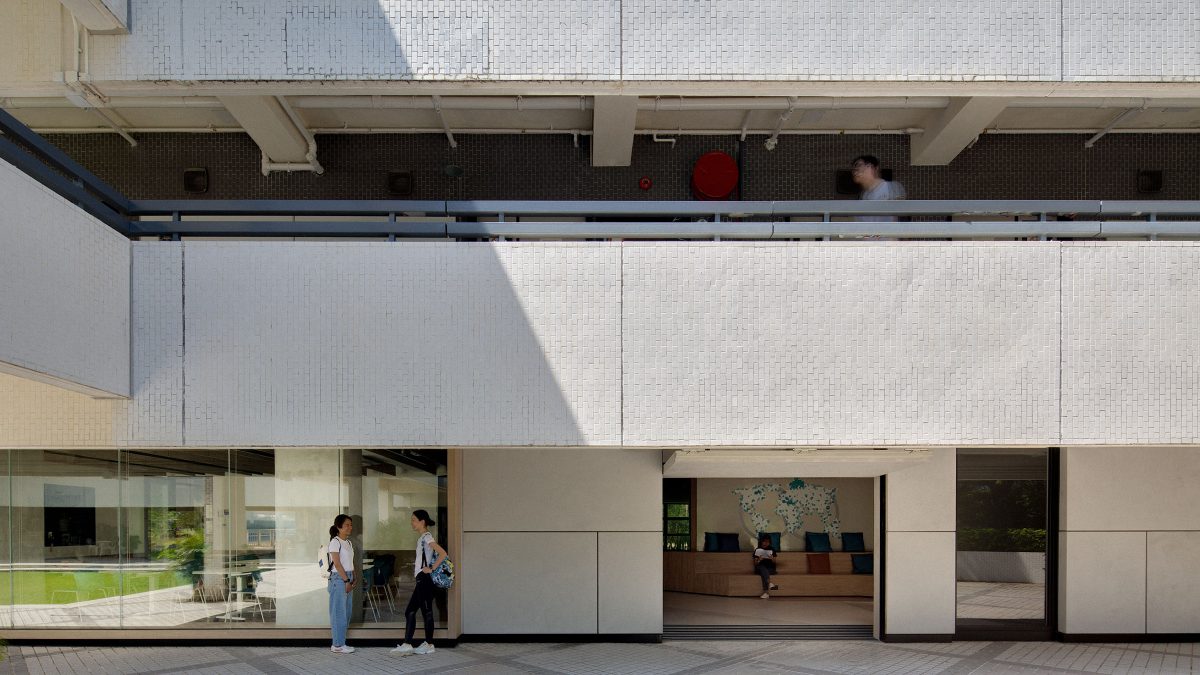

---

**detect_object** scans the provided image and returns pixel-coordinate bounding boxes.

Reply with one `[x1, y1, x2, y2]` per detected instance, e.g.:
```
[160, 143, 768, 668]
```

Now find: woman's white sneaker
[391, 643, 414, 655]
[760, 592, 770, 599]
[413, 642, 436, 655]
[333, 645, 355, 654]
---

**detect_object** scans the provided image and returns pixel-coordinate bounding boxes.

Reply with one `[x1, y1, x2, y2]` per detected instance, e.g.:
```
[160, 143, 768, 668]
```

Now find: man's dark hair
[851, 154, 880, 168]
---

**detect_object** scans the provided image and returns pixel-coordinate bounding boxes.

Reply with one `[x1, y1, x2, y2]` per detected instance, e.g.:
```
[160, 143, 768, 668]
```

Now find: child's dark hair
[329, 514, 351, 540]
[412, 509, 436, 528]
[758, 534, 773, 548]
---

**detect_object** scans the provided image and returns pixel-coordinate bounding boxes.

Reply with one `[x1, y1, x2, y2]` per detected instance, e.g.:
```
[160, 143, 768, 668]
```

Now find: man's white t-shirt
[858, 179, 906, 223]
[328, 537, 354, 576]
[413, 532, 436, 577]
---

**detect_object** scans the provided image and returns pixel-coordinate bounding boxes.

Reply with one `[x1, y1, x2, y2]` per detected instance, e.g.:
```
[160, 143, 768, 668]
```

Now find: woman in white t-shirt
[327, 514, 358, 654]
[390, 509, 448, 657]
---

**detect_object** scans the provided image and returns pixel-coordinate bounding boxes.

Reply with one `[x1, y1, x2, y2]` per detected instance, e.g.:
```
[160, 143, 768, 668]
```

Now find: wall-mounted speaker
[183, 168, 208, 194]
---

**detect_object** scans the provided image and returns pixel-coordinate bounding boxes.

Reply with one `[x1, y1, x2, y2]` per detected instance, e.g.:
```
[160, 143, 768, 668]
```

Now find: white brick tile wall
[65, 0, 1200, 83]
[90, 0, 621, 81]
[181, 242, 621, 446]
[122, 242, 184, 446]
[0, 158, 130, 397]
[621, 243, 1061, 446]
[1061, 243, 1200, 444]
[3, 240, 1200, 449]
[0, 372, 120, 448]
[622, 0, 1060, 81]
[1063, 1, 1200, 82]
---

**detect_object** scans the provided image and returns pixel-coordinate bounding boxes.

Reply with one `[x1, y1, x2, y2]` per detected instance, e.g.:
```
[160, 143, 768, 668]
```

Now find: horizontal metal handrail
[125, 219, 1200, 239]
[127, 199, 1200, 221]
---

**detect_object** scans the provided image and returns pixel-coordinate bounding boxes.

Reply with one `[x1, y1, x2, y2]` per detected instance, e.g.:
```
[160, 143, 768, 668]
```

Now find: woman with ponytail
[327, 514, 357, 654]
[390, 509, 448, 657]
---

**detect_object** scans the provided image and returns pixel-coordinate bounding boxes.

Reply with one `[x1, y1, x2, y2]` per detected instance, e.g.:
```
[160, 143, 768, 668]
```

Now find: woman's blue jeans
[328, 572, 353, 646]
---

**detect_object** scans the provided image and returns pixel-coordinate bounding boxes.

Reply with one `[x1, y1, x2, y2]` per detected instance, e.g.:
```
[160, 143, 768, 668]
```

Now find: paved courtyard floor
[1, 640, 1196, 674]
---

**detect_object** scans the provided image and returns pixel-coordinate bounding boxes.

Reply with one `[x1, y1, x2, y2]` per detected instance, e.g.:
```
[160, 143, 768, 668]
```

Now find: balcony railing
[4, 108, 1200, 241]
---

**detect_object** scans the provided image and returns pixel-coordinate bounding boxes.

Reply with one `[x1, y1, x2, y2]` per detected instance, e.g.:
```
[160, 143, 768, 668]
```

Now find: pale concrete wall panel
[1060, 531, 1147, 634]
[1147, 531, 1200, 633]
[884, 531, 956, 635]
[885, 449, 956, 533]
[598, 532, 662, 634]
[461, 532, 597, 634]
[1061, 447, 1200, 531]
[462, 448, 660, 532]
[0, 157, 130, 397]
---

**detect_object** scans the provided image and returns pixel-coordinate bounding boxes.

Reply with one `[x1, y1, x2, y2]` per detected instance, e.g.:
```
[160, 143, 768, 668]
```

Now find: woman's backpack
[317, 543, 331, 579]
[422, 541, 454, 589]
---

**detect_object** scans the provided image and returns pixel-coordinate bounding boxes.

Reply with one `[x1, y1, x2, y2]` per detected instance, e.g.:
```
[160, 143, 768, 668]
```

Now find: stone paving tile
[514, 642, 718, 674]
[268, 647, 478, 674]
[756, 642, 965, 674]
[2, 641, 1199, 675]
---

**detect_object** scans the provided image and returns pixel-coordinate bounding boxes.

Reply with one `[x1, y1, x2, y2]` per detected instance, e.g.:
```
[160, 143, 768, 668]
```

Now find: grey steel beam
[1099, 221, 1200, 237]
[0, 108, 133, 213]
[1100, 201, 1200, 216]
[129, 220, 448, 238]
[771, 221, 1102, 239]
[0, 136, 130, 234]
[129, 200, 447, 216]
[771, 200, 1102, 217]
[447, 200, 775, 217]
[448, 221, 773, 239]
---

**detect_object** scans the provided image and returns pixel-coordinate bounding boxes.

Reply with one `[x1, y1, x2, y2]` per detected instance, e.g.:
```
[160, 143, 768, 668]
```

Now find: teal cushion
[757, 532, 782, 550]
[841, 532, 866, 552]
[717, 533, 741, 552]
[805, 531, 832, 552]
[851, 553, 874, 574]
[703, 532, 720, 552]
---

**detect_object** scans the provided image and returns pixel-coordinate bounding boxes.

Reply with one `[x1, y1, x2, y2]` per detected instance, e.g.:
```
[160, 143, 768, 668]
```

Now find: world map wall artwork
[732, 479, 841, 538]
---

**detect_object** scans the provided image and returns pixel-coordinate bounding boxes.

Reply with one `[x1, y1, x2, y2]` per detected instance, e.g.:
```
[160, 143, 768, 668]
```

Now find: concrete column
[884, 448, 956, 639]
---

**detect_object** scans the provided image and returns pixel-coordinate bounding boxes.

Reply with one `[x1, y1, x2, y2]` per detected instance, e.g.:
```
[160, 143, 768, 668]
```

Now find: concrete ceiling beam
[911, 97, 1013, 166]
[217, 95, 321, 173]
[591, 95, 639, 167]
[57, 0, 127, 34]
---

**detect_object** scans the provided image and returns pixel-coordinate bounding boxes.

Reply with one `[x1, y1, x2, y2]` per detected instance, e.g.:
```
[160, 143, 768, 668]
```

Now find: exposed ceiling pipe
[29, 127, 932, 136]
[273, 95, 322, 174]
[287, 95, 593, 110]
[763, 98, 797, 150]
[431, 95, 458, 148]
[641, 96, 950, 111]
[61, 14, 137, 146]
[1084, 105, 1145, 148]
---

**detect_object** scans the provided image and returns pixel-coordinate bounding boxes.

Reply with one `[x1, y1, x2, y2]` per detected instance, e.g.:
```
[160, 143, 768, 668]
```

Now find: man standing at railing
[850, 155, 906, 223]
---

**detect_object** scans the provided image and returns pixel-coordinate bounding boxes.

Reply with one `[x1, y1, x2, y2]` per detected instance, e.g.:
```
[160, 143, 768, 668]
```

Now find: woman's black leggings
[756, 560, 776, 591]
[404, 572, 435, 645]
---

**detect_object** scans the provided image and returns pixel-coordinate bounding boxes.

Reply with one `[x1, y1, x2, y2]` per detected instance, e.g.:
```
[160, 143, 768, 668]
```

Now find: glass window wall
[0, 448, 449, 632]
[956, 449, 1051, 633]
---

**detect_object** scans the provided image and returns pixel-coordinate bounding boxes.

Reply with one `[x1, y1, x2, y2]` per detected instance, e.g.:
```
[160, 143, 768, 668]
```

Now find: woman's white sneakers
[391, 642, 435, 656]
[331, 645, 355, 654]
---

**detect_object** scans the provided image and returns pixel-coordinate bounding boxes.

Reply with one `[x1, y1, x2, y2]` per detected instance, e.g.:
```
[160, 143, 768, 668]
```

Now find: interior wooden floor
[663, 591, 874, 626]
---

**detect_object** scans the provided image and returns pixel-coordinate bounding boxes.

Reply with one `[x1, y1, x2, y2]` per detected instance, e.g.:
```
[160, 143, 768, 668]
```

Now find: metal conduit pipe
[639, 96, 950, 111]
[286, 95, 593, 110]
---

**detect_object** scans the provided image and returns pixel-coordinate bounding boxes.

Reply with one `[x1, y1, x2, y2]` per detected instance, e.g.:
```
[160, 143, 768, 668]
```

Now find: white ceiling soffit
[6, 95, 1200, 135]
[662, 448, 934, 478]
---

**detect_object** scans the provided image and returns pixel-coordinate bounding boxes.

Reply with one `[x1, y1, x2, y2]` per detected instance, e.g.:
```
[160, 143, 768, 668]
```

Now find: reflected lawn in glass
[0, 570, 188, 605]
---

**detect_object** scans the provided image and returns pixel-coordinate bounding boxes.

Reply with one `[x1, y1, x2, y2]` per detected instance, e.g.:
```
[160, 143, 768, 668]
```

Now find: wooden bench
[664, 551, 873, 597]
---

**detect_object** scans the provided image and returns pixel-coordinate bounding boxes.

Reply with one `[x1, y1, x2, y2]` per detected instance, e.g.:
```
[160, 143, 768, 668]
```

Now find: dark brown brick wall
[43, 132, 1200, 202]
